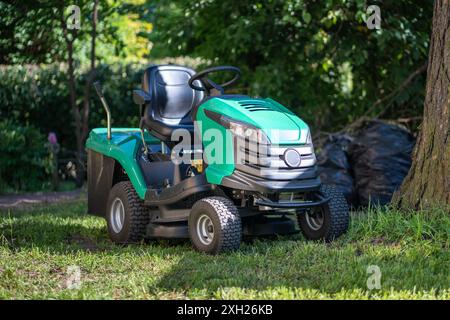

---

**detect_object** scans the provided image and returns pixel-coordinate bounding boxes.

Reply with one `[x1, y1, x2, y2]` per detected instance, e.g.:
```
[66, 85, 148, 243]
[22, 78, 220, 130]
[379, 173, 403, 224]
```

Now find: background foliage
[0, 0, 434, 192]
[0, 0, 153, 65]
[151, 0, 432, 130]
[0, 64, 142, 149]
[0, 120, 52, 192]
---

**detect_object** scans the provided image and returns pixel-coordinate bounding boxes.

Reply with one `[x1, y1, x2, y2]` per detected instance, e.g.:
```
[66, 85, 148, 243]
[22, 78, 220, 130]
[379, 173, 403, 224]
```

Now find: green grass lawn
[0, 200, 449, 299]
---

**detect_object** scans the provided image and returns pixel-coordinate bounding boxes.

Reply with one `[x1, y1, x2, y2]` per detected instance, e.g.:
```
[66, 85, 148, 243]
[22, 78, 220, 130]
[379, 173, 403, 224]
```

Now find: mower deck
[145, 215, 298, 239]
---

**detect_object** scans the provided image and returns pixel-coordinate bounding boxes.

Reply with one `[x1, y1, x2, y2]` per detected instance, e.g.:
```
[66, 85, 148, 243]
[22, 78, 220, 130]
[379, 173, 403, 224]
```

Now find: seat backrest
[142, 65, 203, 125]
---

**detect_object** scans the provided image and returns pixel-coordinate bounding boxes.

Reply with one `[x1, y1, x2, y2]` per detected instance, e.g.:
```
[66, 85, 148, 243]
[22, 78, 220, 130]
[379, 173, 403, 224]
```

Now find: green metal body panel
[85, 128, 159, 199]
[196, 97, 310, 184]
[197, 105, 235, 184]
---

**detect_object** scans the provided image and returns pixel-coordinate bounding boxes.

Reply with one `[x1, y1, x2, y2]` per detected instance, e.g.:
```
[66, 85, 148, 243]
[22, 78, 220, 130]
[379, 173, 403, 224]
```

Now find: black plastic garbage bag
[317, 134, 357, 206]
[348, 120, 415, 206]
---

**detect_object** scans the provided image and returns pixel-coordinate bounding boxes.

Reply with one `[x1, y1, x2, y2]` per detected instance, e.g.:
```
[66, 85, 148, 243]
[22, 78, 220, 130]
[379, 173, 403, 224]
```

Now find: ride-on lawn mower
[87, 65, 349, 254]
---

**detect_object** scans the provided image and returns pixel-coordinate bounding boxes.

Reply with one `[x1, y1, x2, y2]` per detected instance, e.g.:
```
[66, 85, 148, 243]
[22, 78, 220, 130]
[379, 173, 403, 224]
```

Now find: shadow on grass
[1, 202, 448, 298]
[153, 238, 449, 298]
[0, 202, 195, 256]
[0, 201, 110, 253]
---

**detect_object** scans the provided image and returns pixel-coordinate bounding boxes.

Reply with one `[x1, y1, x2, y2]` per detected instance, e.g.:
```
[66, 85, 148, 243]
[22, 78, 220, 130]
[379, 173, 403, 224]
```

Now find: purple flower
[48, 132, 58, 145]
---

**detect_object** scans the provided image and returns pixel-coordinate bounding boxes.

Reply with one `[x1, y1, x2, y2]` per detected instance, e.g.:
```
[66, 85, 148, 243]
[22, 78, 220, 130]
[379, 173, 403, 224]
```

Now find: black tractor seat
[133, 65, 204, 147]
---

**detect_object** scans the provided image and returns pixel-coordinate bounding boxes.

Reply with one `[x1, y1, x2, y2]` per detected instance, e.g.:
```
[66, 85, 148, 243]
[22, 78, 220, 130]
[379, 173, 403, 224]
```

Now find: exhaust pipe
[93, 81, 112, 140]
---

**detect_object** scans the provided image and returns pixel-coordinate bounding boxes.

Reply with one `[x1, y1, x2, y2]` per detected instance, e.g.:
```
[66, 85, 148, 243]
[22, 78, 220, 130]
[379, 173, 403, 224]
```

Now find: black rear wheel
[106, 181, 149, 244]
[298, 185, 349, 241]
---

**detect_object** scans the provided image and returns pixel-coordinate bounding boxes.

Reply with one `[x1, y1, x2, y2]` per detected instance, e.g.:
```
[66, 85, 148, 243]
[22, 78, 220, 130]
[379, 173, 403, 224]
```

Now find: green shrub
[0, 64, 145, 151]
[0, 120, 52, 193]
[0, 61, 204, 193]
[0, 59, 204, 153]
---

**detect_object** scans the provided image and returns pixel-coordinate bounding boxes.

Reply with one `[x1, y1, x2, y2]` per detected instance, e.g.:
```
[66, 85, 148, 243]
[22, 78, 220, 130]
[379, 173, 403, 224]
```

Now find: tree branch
[337, 62, 428, 133]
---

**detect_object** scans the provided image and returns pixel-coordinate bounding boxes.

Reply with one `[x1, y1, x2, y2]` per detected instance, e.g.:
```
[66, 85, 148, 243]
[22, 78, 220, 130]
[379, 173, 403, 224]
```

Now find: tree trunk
[60, 2, 99, 183]
[393, 0, 450, 209]
[60, 8, 83, 167]
[81, 0, 99, 144]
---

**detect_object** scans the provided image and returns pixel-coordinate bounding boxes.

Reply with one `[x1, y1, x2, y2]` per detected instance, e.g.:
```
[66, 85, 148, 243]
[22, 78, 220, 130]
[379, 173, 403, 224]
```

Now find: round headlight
[283, 149, 301, 167]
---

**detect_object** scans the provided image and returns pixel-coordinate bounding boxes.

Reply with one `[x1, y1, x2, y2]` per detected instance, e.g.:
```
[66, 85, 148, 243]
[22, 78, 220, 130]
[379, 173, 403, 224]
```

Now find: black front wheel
[189, 196, 241, 254]
[298, 185, 349, 241]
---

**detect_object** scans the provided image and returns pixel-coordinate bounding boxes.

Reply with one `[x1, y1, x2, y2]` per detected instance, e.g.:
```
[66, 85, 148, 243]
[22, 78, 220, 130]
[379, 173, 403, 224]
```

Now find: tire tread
[321, 185, 349, 241]
[297, 184, 349, 241]
[191, 196, 241, 253]
[113, 181, 149, 243]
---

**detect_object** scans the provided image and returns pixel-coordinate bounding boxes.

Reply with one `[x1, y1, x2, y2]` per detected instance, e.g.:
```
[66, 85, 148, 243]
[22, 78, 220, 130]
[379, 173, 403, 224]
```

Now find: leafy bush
[0, 58, 205, 153]
[0, 120, 52, 192]
[0, 59, 203, 193]
[0, 64, 144, 151]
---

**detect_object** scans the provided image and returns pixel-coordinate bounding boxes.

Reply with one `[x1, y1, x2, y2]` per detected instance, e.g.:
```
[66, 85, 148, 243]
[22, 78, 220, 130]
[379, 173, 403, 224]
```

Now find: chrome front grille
[241, 144, 315, 168]
[235, 142, 317, 180]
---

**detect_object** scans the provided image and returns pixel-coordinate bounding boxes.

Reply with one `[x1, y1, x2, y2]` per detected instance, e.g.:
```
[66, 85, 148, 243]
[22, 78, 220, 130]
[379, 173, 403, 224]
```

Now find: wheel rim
[111, 197, 125, 233]
[196, 214, 214, 245]
[305, 208, 324, 231]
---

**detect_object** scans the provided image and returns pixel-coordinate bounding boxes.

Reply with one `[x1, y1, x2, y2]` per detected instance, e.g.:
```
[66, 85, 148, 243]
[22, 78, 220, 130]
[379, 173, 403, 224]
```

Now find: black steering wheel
[188, 66, 241, 96]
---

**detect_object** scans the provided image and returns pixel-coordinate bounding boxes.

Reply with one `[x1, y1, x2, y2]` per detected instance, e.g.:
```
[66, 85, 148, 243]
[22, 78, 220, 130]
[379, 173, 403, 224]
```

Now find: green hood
[199, 97, 310, 144]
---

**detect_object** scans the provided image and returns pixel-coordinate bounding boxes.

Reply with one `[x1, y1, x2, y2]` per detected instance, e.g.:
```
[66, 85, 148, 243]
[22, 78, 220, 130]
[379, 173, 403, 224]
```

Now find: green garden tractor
[86, 65, 349, 254]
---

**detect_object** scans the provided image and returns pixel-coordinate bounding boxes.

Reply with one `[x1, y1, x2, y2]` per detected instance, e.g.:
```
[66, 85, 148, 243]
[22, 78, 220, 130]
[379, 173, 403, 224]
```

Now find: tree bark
[60, 2, 99, 178]
[393, 0, 450, 209]
[60, 8, 82, 157]
[81, 0, 99, 144]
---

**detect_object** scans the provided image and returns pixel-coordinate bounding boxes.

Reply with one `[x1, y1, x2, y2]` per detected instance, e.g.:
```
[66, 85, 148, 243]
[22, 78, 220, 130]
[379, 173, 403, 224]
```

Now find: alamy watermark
[366, 265, 382, 290]
[166, 122, 313, 171]
[66, 265, 82, 289]
[67, 5, 81, 30]
[365, 5, 381, 30]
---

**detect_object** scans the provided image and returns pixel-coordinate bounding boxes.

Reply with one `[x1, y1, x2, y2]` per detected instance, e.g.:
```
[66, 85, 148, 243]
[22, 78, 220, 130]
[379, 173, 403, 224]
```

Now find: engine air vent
[238, 100, 275, 112]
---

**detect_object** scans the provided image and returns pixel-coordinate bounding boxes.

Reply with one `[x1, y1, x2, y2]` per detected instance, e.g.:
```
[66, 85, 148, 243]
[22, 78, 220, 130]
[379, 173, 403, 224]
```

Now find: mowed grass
[0, 200, 449, 299]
